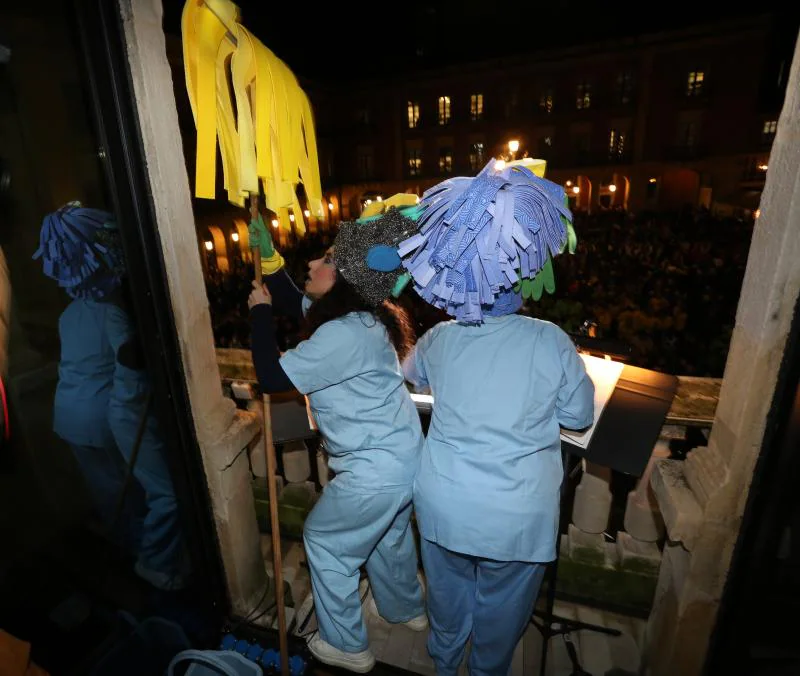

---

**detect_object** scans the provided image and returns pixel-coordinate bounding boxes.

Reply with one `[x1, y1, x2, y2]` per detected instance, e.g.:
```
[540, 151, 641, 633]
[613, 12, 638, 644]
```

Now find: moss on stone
[570, 545, 607, 566]
[557, 555, 658, 614]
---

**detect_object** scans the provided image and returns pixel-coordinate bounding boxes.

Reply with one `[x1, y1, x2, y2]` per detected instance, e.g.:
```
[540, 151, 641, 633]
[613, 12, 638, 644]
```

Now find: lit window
[407, 101, 420, 128]
[470, 94, 484, 121]
[438, 147, 453, 174]
[407, 149, 422, 176]
[762, 119, 778, 144]
[539, 89, 554, 114]
[469, 142, 485, 171]
[608, 129, 626, 158]
[687, 71, 705, 97]
[576, 81, 591, 110]
[438, 96, 451, 125]
[616, 71, 634, 105]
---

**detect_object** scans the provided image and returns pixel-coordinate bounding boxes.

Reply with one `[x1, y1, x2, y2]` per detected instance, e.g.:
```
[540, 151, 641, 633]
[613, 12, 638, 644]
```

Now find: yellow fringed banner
[182, 0, 323, 235]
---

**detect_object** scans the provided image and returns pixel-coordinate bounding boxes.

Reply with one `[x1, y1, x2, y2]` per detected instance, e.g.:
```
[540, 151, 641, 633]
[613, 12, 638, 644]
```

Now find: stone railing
[217, 347, 722, 615]
[561, 376, 720, 615]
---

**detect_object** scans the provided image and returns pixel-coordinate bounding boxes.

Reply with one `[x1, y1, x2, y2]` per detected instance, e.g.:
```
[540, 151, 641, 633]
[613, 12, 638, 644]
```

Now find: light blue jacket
[404, 315, 594, 562]
[281, 312, 423, 493]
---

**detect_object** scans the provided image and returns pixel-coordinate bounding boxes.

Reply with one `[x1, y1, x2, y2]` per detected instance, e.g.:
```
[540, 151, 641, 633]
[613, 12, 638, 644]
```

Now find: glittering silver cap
[333, 207, 419, 306]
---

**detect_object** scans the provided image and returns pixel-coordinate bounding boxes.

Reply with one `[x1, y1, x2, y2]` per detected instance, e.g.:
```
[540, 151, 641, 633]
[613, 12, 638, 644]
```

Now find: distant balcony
[570, 150, 633, 168]
[663, 144, 708, 162]
[740, 162, 769, 189]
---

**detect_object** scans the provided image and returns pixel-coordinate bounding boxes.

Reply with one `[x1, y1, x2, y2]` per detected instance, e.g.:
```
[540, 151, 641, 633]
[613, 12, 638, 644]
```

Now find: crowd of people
[532, 206, 753, 376]
[207, 207, 754, 378]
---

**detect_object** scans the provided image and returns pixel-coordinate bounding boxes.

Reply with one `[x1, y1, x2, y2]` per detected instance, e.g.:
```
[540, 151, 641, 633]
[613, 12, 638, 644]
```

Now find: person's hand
[248, 280, 272, 309]
[248, 212, 276, 258]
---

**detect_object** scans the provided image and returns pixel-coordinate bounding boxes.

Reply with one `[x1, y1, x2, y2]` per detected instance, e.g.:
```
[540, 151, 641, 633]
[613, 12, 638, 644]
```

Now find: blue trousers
[303, 481, 425, 652]
[109, 378, 185, 585]
[420, 539, 546, 676]
[69, 442, 145, 553]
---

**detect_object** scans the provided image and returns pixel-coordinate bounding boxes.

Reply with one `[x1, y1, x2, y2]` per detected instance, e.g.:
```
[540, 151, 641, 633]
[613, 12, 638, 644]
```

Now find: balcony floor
[276, 540, 644, 676]
[359, 592, 644, 676]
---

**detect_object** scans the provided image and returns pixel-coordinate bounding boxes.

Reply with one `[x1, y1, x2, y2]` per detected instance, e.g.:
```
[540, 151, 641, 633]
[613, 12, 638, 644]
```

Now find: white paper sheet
[409, 354, 622, 451]
[559, 353, 624, 449]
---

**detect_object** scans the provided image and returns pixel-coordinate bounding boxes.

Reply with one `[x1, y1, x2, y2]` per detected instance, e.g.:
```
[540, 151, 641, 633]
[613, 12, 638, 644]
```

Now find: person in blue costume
[399, 159, 595, 676]
[248, 196, 427, 673]
[34, 202, 188, 591]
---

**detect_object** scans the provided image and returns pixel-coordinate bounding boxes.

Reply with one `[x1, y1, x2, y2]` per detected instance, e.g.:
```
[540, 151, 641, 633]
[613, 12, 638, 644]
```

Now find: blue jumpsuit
[404, 315, 594, 675]
[54, 299, 145, 552]
[105, 305, 188, 589]
[55, 299, 186, 589]
[279, 311, 425, 653]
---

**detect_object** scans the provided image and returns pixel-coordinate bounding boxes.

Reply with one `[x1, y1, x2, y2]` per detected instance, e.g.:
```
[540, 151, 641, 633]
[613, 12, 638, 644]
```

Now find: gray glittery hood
[333, 206, 420, 306]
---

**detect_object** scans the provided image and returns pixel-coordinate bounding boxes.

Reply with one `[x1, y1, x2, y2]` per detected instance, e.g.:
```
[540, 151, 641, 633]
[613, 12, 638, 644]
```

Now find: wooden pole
[250, 195, 290, 676]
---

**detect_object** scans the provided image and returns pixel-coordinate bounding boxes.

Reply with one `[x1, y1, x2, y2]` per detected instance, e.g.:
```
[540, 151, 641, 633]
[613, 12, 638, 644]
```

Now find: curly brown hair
[304, 275, 415, 361]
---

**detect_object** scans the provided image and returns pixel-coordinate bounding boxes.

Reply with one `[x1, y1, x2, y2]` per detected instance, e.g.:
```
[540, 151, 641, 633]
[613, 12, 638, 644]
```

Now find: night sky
[162, 0, 791, 80]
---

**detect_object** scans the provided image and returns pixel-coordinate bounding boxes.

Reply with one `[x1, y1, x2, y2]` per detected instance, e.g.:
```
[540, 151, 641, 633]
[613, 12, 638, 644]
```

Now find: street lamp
[508, 139, 520, 156]
[328, 201, 335, 211]
[231, 232, 239, 242]
[204, 240, 213, 251]
[608, 184, 617, 193]
[303, 209, 311, 218]
[572, 186, 580, 195]
[289, 213, 295, 222]
[271, 219, 279, 229]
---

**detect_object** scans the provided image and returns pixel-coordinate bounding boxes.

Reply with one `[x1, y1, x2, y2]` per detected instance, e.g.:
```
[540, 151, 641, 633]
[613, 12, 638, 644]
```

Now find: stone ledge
[566, 523, 607, 564]
[650, 459, 703, 550]
[211, 409, 261, 470]
[558, 536, 658, 616]
[684, 445, 728, 509]
[617, 532, 662, 575]
[217, 348, 256, 382]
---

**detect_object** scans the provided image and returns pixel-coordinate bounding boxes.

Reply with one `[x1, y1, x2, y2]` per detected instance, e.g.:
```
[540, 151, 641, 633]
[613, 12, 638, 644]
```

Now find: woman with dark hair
[248, 197, 427, 673]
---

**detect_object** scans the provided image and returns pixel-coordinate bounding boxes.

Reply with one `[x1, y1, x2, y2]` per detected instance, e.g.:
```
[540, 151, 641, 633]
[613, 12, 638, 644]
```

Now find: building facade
[312, 15, 791, 218]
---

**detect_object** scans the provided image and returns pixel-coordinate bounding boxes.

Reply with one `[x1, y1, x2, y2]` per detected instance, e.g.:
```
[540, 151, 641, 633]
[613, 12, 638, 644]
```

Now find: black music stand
[530, 362, 678, 676]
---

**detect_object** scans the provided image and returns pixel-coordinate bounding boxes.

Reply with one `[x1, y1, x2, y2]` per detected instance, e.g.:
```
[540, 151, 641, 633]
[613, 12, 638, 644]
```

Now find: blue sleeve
[402, 328, 433, 389]
[105, 303, 135, 355]
[104, 303, 147, 369]
[279, 319, 368, 395]
[250, 304, 295, 393]
[553, 328, 595, 430]
[263, 268, 304, 321]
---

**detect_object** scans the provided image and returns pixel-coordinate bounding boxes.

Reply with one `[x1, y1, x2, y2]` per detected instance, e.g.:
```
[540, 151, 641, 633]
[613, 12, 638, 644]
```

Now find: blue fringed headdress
[33, 202, 125, 300]
[398, 159, 576, 323]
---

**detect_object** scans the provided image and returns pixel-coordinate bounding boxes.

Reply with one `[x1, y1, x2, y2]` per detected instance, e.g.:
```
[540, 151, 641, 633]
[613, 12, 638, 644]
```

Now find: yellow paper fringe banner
[182, 0, 323, 235]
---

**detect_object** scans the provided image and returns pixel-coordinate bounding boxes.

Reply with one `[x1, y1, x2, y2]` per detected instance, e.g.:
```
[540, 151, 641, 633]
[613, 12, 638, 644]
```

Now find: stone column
[624, 437, 671, 543]
[644, 28, 800, 676]
[615, 433, 674, 576]
[567, 461, 613, 560]
[117, 0, 266, 615]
